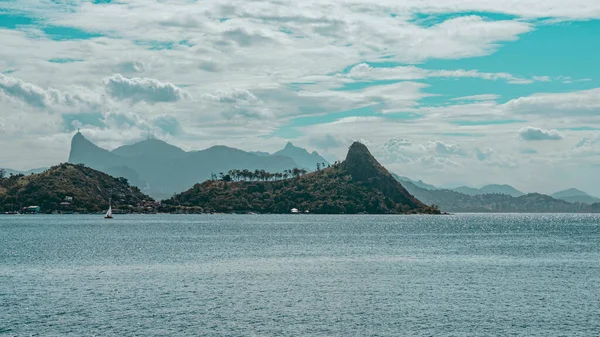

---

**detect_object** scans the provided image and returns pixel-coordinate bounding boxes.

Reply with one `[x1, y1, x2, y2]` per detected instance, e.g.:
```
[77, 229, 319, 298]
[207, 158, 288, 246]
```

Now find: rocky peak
[344, 141, 387, 182]
[342, 141, 425, 210]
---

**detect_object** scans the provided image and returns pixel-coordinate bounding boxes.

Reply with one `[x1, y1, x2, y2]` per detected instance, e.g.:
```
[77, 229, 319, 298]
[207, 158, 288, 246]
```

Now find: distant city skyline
[1, 0, 600, 194]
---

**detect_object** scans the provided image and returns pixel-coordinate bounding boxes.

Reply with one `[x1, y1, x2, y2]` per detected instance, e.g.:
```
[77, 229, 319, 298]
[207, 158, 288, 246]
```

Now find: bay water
[1, 214, 599, 336]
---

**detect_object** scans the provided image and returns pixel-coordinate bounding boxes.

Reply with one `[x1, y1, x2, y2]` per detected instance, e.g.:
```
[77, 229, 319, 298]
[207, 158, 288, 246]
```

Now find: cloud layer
[102, 74, 189, 104]
[519, 127, 563, 141]
[1, 0, 600, 193]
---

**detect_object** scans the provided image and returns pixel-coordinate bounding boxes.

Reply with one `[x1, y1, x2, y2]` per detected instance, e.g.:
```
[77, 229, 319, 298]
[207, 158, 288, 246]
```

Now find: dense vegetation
[213, 168, 310, 182]
[0, 164, 152, 213]
[162, 142, 440, 214]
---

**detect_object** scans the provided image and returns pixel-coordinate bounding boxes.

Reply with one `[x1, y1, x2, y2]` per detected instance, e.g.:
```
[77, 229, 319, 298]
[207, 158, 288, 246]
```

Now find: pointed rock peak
[345, 141, 376, 164]
[284, 142, 296, 149]
[344, 142, 386, 181]
[71, 131, 93, 146]
[73, 130, 85, 140]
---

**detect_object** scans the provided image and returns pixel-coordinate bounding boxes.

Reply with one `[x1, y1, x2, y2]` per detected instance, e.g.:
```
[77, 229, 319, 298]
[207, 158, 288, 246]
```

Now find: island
[160, 142, 440, 214]
[0, 163, 154, 214]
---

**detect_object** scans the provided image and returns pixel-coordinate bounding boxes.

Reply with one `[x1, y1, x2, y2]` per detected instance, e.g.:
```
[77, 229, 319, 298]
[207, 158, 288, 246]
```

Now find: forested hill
[0, 163, 152, 213]
[162, 142, 439, 214]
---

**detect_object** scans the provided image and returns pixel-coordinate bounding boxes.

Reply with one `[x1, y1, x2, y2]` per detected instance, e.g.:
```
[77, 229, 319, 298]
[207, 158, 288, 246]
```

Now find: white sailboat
[104, 198, 113, 219]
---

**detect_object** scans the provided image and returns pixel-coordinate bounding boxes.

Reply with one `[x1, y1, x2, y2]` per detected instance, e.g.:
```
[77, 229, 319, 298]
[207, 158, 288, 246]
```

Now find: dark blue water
[1, 214, 599, 336]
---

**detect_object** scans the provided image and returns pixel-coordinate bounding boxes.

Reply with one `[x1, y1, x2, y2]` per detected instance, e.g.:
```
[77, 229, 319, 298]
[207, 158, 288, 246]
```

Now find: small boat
[105, 199, 113, 219]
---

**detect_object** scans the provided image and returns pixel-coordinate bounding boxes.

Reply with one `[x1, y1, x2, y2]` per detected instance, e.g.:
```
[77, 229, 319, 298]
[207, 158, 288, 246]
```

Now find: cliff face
[164, 142, 437, 214]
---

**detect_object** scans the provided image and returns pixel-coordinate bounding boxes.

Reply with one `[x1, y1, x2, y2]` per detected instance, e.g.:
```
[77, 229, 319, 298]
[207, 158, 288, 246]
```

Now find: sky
[1, 0, 600, 194]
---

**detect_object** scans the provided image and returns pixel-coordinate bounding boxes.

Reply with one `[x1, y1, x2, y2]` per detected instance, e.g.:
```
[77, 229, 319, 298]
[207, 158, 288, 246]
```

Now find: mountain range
[393, 175, 599, 204]
[163, 142, 439, 214]
[398, 180, 599, 213]
[550, 188, 600, 205]
[1, 167, 48, 176]
[67, 132, 329, 199]
[2, 134, 597, 210]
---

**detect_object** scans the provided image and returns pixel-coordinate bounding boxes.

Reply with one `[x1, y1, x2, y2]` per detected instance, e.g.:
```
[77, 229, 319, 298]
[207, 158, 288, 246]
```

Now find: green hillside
[0, 163, 152, 213]
[162, 142, 439, 214]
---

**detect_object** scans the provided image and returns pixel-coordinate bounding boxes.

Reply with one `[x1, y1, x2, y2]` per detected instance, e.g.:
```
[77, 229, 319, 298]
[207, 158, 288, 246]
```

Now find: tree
[316, 163, 321, 171]
[0, 168, 5, 180]
[118, 177, 129, 186]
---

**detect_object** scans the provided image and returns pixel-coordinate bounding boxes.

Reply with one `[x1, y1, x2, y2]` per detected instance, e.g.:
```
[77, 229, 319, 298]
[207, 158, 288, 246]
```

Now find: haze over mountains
[2, 133, 597, 210]
[550, 189, 600, 205]
[393, 175, 599, 205]
[1, 168, 48, 176]
[165, 142, 438, 214]
[67, 132, 329, 199]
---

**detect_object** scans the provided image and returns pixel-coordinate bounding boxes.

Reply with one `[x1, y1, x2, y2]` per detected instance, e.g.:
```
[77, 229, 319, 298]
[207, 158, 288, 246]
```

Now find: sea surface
[1, 214, 599, 336]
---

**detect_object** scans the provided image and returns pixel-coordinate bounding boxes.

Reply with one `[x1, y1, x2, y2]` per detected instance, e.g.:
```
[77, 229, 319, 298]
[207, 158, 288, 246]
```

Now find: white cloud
[505, 88, 600, 116]
[345, 64, 547, 85]
[206, 89, 260, 104]
[0, 73, 99, 111]
[116, 61, 146, 74]
[451, 94, 500, 101]
[428, 69, 533, 84]
[475, 147, 518, 168]
[2, 0, 600, 194]
[573, 135, 600, 156]
[102, 74, 189, 104]
[429, 140, 467, 156]
[309, 134, 348, 150]
[205, 89, 274, 120]
[519, 126, 563, 141]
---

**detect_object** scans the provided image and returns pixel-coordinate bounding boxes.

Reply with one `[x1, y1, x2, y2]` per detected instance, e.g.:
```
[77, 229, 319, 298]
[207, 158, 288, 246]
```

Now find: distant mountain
[68, 133, 302, 199]
[163, 142, 439, 214]
[69, 132, 123, 170]
[0, 163, 151, 213]
[399, 180, 595, 213]
[392, 174, 438, 190]
[452, 184, 524, 197]
[479, 184, 524, 197]
[112, 138, 187, 159]
[552, 188, 600, 205]
[452, 186, 481, 195]
[272, 142, 330, 170]
[1, 167, 48, 176]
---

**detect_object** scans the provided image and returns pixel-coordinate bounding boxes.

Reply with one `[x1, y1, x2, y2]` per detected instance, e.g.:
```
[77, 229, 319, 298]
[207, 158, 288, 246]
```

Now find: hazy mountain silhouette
[112, 138, 187, 159]
[392, 174, 438, 190]
[399, 180, 596, 213]
[552, 188, 600, 205]
[1, 167, 48, 176]
[452, 186, 481, 195]
[68, 132, 302, 199]
[452, 184, 524, 197]
[272, 142, 330, 170]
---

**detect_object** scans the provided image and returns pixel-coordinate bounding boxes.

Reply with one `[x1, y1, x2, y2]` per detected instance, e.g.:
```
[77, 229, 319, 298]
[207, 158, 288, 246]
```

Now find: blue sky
[1, 0, 600, 194]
